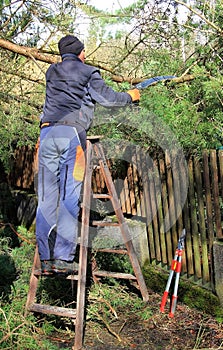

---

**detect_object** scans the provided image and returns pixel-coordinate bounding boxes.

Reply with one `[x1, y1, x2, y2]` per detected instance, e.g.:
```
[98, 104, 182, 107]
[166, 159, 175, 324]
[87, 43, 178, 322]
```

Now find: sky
[74, 0, 137, 40]
[88, 0, 136, 11]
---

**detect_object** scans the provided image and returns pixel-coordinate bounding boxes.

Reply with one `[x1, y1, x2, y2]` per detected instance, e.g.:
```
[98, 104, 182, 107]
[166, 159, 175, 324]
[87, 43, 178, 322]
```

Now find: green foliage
[0, 233, 151, 349]
[0, 0, 79, 43]
[92, 235, 133, 275]
[87, 281, 151, 323]
[0, 248, 17, 299]
[180, 283, 223, 321]
[0, 226, 222, 348]
[0, 0, 223, 171]
[139, 80, 222, 154]
[0, 224, 19, 248]
[0, 240, 65, 349]
[0, 108, 39, 173]
[92, 77, 222, 156]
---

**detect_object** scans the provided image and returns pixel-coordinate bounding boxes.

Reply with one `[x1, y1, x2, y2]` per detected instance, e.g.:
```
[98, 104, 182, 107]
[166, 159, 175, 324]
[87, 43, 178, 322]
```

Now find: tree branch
[0, 38, 59, 64]
[0, 66, 45, 85]
[174, 0, 223, 35]
[0, 0, 25, 31]
[0, 38, 195, 86]
[0, 92, 42, 111]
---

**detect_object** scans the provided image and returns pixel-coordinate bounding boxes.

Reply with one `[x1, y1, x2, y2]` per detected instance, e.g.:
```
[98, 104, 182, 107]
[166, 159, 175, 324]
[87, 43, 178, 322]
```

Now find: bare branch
[174, 0, 223, 35]
[0, 0, 25, 31]
[0, 66, 45, 85]
[0, 91, 42, 111]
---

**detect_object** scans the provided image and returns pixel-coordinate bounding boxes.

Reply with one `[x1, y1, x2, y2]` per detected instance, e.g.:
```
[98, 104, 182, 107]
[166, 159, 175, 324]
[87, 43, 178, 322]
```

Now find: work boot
[41, 260, 53, 274]
[51, 259, 79, 274]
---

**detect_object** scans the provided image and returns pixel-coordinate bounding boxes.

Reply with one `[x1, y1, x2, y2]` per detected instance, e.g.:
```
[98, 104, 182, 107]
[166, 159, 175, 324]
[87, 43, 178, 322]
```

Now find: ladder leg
[74, 140, 93, 350]
[123, 235, 149, 301]
[25, 246, 40, 316]
[94, 143, 149, 302]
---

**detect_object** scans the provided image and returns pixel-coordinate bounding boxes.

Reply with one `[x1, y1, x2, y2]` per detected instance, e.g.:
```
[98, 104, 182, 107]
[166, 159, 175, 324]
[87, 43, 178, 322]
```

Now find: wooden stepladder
[25, 136, 149, 350]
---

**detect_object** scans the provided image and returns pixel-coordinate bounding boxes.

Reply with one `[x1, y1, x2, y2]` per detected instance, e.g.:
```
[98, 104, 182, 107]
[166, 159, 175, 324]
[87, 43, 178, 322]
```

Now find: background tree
[0, 0, 222, 172]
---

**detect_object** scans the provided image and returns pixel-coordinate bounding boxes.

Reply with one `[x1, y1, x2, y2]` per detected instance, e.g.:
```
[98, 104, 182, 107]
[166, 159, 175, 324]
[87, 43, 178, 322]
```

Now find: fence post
[213, 238, 223, 306]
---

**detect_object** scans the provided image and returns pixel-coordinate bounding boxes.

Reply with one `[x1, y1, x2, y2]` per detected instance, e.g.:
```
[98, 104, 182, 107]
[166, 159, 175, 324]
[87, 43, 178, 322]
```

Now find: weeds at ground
[0, 226, 222, 349]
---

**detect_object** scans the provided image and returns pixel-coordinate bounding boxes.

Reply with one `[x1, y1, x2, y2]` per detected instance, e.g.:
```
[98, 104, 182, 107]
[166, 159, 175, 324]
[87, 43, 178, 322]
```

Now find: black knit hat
[58, 35, 84, 56]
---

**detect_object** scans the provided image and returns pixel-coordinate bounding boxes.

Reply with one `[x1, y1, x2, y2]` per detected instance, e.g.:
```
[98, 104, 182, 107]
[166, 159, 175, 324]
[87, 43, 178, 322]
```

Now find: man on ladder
[36, 34, 140, 274]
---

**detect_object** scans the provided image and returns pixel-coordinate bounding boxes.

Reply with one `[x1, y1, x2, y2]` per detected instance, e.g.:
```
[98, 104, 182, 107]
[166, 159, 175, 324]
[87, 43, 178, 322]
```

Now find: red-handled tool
[160, 229, 186, 317]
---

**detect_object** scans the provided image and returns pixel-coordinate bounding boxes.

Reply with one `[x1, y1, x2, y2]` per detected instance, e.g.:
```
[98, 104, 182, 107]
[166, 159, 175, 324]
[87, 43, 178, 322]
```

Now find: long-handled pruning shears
[160, 228, 186, 318]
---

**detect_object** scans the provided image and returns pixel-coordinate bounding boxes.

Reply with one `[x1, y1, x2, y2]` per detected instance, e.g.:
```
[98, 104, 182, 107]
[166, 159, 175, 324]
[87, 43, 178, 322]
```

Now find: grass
[0, 225, 222, 349]
[0, 227, 154, 349]
[0, 236, 61, 350]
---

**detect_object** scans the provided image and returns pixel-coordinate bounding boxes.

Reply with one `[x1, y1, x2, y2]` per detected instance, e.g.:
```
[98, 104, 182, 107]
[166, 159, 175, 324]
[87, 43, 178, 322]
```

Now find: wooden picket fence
[8, 146, 223, 291]
[92, 148, 223, 291]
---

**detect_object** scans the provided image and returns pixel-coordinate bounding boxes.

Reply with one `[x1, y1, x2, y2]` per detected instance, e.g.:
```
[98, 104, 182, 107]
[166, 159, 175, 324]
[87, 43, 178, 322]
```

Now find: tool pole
[169, 249, 183, 318]
[160, 251, 178, 313]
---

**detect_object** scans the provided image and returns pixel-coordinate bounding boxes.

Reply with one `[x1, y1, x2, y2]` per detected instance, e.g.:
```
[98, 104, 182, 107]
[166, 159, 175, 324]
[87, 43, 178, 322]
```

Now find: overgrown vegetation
[0, 0, 223, 172]
[0, 226, 222, 349]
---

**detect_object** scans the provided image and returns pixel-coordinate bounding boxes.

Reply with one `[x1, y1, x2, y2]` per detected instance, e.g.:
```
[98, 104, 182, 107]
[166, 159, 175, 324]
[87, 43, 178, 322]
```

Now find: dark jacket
[41, 55, 132, 130]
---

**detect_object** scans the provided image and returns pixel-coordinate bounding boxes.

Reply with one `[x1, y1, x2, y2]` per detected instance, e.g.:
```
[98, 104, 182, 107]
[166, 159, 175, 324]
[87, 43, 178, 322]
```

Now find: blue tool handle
[135, 75, 176, 90]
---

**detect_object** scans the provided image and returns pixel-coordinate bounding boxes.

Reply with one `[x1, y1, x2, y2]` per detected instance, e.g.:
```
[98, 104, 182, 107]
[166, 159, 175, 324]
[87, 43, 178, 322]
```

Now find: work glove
[127, 88, 140, 102]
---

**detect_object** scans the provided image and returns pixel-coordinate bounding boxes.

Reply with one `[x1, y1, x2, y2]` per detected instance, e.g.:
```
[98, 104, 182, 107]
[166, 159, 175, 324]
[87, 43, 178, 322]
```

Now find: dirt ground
[53, 290, 223, 350]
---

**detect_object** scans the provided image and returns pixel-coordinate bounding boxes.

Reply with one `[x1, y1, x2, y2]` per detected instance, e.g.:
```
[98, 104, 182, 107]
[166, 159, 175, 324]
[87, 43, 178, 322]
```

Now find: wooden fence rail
[7, 147, 223, 291]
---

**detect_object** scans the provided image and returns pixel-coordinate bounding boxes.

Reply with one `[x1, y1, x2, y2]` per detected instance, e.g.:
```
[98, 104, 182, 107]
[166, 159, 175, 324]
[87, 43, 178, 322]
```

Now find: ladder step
[29, 303, 77, 318]
[34, 270, 79, 280]
[93, 193, 111, 199]
[93, 270, 137, 280]
[94, 248, 128, 254]
[92, 220, 119, 226]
